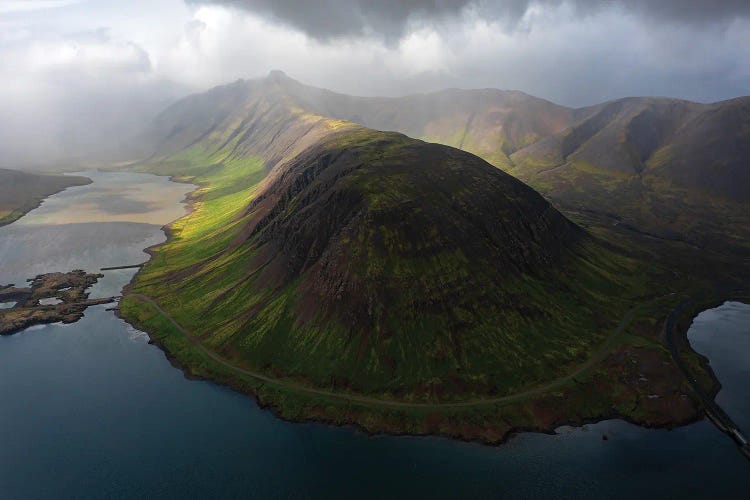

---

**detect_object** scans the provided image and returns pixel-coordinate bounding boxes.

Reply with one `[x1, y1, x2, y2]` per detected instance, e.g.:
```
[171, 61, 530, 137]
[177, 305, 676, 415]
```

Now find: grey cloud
[3, 0, 749, 171]
[610, 0, 750, 24]
[189, 0, 750, 40]
[187, 0, 474, 41]
[0, 27, 186, 168]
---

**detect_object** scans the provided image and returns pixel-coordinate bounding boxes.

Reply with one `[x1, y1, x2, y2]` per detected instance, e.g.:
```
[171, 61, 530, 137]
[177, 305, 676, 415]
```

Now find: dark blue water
[688, 302, 750, 430]
[1, 172, 748, 499]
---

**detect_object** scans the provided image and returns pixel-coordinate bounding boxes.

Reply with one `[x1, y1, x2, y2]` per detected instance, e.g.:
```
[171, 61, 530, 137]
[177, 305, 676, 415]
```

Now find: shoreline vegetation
[120, 277, 743, 446]
[117, 167, 739, 446]
[2, 167, 739, 446]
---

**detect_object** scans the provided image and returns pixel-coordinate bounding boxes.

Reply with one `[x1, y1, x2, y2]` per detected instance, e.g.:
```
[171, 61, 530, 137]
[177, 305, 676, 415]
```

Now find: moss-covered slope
[122, 74, 654, 404]
[257, 75, 748, 273]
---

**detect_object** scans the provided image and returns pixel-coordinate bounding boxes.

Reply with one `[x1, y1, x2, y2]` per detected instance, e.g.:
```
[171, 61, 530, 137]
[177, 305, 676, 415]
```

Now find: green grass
[0, 209, 24, 227]
[125, 127, 665, 400]
[117, 108, 721, 442]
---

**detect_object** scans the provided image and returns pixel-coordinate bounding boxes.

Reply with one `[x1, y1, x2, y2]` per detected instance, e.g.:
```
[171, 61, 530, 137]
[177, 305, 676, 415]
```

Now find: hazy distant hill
[261, 71, 579, 169]
[508, 96, 750, 254]
[0, 169, 91, 227]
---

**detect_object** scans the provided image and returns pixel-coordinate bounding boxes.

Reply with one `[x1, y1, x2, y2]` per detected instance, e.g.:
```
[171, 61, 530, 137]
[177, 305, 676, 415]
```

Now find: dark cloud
[189, 0, 750, 40]
[187, 0, 474, 41]
[612, 0, 750, 24]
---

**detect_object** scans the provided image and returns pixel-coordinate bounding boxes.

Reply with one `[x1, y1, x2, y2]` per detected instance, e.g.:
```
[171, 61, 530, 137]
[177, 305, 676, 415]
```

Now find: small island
[0, 270, 115, 335]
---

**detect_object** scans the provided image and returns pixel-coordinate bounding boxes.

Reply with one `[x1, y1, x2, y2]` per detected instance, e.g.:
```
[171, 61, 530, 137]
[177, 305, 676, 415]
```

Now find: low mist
[1, 0, 748, 170]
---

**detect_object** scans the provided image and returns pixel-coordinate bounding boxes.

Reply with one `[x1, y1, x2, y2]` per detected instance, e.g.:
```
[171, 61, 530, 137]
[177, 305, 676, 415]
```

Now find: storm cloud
[187, 0, 472, 41]
[189, 0, 750, 41]
[1, 0, 749, 169]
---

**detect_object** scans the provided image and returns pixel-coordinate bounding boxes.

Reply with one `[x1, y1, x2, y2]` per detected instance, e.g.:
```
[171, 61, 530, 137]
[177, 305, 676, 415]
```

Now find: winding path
[128, 293, 664, 410]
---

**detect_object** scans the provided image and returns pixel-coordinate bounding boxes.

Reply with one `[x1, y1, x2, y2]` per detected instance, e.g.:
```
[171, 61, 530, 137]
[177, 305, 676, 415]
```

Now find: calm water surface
[1, 171, 748, 499]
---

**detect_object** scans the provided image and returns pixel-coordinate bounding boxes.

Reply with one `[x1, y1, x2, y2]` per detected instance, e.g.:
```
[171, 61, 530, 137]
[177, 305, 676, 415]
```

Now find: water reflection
[0, 170, 192, 286]
[688, 301, 750, 429]
[18, 170, 192, 226]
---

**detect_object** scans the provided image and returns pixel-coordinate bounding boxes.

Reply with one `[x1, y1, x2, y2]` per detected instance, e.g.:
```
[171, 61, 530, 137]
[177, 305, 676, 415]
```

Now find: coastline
[666, 294, 750, 457]
[117, 296, 709, 445]
[0, 174, 93, 228]
[114, 170, 739, 445]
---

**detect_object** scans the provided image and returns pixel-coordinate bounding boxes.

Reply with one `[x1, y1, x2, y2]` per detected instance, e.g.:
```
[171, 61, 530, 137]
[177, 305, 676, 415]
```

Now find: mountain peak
[267, 69, 290, 82]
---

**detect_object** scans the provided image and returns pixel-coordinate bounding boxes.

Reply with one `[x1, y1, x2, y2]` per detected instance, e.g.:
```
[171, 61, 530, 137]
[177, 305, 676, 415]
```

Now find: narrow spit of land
[0, 169, 91, 227]
[101, 264, 144, 271]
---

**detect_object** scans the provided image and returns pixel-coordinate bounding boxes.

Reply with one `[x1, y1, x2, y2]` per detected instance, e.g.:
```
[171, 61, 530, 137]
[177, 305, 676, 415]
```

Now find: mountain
[123, 72, 647, 405]
[509, 96, 750, 256]
[250, 74, 749, 261]
[0, 169, 91, 227]
[263, 70, 579, 169]
[512, 96, 750, 200]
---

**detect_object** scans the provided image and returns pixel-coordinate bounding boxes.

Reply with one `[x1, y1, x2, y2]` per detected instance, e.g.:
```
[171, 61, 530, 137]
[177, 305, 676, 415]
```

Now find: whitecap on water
[24, 324, 50, 332]
[125, 324, 149, 342]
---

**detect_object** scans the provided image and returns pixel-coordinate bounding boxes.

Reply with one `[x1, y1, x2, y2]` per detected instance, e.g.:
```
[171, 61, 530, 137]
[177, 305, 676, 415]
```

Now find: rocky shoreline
[0, 270, 115, 335]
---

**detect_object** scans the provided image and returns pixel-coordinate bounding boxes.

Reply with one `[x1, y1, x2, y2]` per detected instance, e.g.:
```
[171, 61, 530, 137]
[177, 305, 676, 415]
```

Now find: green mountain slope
[265, 74, 748, 268]
[123, 73, 653, 404]
[509, 97, 750, 257]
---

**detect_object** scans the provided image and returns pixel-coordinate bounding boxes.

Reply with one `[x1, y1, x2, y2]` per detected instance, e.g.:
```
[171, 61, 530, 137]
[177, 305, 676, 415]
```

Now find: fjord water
[688, 302, 750, 430]
[0, 172, 748, 499]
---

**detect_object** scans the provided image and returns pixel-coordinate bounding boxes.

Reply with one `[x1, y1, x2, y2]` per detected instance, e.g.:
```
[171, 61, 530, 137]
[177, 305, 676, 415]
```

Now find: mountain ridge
[227, 72, 748, 260]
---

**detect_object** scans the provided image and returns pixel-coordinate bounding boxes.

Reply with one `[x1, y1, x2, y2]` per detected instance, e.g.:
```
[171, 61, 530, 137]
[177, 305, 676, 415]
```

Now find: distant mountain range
[244, 72, 749, 256]
[138, 70, 749, 258]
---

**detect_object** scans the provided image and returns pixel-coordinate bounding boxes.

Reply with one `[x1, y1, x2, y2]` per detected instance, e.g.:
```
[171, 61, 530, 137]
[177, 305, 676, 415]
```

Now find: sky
[1, 0, 749, 167]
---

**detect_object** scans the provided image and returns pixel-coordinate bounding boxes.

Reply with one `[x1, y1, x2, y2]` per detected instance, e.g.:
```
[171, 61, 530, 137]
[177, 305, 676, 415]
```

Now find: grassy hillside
[116, 74, 711, 441]
[126, 137, 649, 400]
[509, 97, 750, 267]
[0, 169, 91, 226]
[273, 75, 748, 279]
